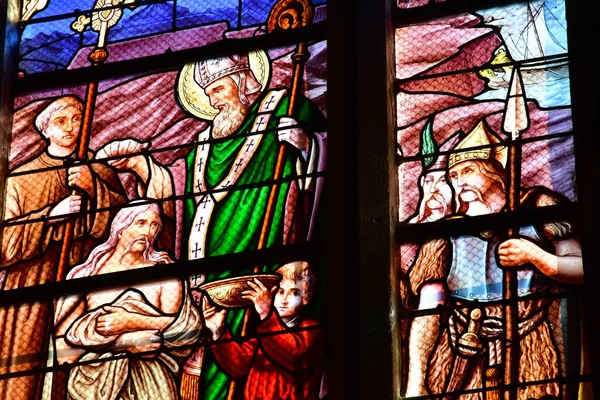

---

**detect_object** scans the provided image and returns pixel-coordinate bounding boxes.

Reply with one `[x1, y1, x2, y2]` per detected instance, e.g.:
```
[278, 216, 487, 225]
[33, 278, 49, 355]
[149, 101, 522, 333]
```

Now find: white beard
[459, 189, 480, 203]
[212, 101, 249, 138]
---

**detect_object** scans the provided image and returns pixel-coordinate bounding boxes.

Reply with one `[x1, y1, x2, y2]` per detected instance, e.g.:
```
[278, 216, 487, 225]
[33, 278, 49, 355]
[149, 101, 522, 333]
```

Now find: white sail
[506, 1, 567, 62]
[477, 0, 570, 108]
[525, 5, 566, 58]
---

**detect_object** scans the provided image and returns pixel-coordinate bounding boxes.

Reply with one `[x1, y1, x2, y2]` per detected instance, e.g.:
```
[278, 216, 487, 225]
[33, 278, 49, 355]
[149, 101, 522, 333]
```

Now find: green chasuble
[183, 90, 326, 400]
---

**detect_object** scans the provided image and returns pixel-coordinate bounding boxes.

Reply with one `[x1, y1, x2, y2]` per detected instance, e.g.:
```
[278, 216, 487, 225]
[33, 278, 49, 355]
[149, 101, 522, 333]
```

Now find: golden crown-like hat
[447, 120, 507, 169]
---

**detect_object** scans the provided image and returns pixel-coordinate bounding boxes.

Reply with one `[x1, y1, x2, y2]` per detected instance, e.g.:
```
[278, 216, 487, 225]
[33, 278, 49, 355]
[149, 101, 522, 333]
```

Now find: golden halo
[176, 50, 271, 121]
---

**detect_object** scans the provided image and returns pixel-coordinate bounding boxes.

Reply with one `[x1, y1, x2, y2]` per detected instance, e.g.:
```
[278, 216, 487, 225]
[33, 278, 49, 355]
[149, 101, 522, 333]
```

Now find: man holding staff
[98, 49, 327, 399]
[405, 120, 583, 399]
[0, 95, 126, 398]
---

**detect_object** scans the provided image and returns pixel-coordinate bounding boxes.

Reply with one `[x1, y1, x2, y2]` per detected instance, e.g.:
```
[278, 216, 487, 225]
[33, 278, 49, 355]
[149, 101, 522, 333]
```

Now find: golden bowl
[199, 274, 281, 308]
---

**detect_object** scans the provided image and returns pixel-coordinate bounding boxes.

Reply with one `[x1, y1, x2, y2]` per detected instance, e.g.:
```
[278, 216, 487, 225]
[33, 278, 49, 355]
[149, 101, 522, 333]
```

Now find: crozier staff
[96, 50, 327, 399]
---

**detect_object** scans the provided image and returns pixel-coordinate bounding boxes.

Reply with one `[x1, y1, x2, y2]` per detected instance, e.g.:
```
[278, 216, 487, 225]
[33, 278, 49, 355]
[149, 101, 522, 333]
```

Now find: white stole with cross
[188, 89, 287, 260]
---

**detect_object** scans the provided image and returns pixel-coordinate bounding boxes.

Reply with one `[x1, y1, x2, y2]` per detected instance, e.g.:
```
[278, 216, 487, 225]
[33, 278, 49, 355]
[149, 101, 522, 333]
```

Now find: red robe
[209, 313, 325, 400]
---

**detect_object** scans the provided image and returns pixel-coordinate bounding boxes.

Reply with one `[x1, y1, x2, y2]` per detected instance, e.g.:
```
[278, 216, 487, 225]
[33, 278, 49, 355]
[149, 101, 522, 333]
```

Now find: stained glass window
[18, 0, 328, 74]
[395, 0, 591, 398]
[1, 0, 328, 398]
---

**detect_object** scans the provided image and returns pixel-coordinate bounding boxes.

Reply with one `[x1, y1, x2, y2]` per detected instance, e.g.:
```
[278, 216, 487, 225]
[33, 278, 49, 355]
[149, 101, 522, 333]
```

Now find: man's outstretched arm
[497, 236, 583, 285]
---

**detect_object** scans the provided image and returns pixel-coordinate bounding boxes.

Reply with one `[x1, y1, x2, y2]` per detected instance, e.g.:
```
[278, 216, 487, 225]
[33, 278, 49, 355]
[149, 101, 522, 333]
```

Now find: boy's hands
[242, 278, 277, 321]
[202, 296, 227, 340]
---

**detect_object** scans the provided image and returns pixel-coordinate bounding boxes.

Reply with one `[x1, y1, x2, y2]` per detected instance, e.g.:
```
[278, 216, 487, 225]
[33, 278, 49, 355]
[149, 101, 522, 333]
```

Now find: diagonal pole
[501, 65, 529, 400]
[44, 48, 108, 400]
[54, 51, 106, 283]
[227, 1, 314, 399]
[256, 0, 315, 254]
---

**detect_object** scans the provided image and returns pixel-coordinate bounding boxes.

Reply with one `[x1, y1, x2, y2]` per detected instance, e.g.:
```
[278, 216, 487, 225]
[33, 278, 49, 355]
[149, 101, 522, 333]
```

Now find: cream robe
[62, 286, 201, 400]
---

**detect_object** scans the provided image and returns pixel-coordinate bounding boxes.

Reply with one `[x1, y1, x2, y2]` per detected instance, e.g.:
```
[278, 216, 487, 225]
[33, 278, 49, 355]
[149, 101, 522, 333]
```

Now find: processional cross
[56, 0, 136, 282]
[47, 2, 136, 399]
[72, 0, 136, 50]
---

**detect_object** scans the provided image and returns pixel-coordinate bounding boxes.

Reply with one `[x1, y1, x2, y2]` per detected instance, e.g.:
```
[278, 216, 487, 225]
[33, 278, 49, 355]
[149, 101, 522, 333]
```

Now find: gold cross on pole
[71, 0, 136, 49]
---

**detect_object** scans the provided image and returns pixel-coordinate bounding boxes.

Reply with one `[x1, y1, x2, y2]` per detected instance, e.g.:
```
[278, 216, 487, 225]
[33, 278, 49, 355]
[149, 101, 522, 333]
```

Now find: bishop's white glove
[277, 117, 309, 158]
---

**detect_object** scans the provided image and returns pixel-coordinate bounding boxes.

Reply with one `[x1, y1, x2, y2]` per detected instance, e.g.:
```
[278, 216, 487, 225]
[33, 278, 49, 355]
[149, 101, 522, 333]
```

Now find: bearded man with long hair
[404, 120, 583, 400]
[53, 201, 202, 399]
[97, 52, 327, 399]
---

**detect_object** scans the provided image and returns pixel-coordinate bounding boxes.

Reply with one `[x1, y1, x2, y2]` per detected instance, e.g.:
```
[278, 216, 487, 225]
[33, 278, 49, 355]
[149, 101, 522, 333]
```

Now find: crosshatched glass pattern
[5, 38, 328, 284]
[2, 16, 328, 396]
[395, 1, 589, 399]
[18, 0, 328, 74]
[398, 223, 586, 399]
[398, 270, 584, 399]
[396, 1, 574, 222]
[398, 134, 577, 223]
[0, 257, 327, 399]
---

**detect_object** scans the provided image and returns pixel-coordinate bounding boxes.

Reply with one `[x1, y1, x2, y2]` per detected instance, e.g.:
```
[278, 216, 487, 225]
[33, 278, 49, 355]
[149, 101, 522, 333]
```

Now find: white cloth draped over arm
[66, 285, 202, 400]
[137, 157, 175, 220]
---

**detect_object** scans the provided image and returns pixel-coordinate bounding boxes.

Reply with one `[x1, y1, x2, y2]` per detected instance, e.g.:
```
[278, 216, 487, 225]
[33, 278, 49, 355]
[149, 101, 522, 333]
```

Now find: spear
[227, 1, 314, 399]
[501, 65, 529, 400]
[257, 0, 315, 254]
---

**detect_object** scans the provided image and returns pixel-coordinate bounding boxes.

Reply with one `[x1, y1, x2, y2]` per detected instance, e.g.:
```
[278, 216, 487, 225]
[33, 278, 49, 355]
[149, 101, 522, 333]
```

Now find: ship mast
[526, 1, 545, 58]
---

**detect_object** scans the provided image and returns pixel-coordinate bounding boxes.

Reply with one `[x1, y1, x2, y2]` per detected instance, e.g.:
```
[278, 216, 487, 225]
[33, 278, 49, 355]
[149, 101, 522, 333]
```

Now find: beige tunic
[0, 151, 126, 398]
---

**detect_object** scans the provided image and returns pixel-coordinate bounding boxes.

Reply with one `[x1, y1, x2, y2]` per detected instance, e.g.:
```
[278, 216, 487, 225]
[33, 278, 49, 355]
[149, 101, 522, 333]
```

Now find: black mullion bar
[0, 240, 326, 306]
[393, 0, 525, 26]
[396, 131, 575, 165]
[0, 169, 327, 229]
[396, 201, 576, 243]
[15, 22, 327, 92]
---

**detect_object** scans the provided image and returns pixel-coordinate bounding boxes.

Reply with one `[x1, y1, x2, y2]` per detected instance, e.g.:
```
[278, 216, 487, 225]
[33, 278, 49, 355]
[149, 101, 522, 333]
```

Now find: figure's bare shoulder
[159, 278, 183, 313]
[160, 278, 183, 293]
[521, 187, 573, 240]
[536, 193, 558, 207]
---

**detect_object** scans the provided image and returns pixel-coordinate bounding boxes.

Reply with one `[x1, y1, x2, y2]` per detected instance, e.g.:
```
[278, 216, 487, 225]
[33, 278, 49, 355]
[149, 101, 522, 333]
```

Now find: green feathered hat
[419, 118, 462, 171]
